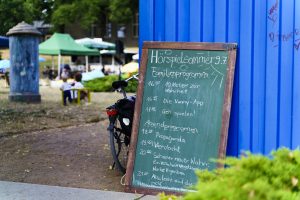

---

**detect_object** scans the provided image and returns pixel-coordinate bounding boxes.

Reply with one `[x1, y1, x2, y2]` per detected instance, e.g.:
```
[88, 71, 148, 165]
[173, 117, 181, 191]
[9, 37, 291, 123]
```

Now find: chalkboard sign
[125, 42, 237, 194]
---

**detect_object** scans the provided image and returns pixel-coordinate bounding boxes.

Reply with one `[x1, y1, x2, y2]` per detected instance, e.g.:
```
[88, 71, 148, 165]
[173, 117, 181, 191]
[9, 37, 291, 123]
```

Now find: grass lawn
[0, 79, 124, 136]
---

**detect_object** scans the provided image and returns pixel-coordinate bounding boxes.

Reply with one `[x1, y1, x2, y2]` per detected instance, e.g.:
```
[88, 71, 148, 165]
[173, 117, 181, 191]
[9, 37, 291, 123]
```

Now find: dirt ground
[0, 79, 128, 192]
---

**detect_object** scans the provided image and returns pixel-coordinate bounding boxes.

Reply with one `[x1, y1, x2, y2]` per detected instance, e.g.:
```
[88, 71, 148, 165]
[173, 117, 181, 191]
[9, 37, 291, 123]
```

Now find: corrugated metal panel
[139, 0, 300, 156]
[293, 0, 300, 149]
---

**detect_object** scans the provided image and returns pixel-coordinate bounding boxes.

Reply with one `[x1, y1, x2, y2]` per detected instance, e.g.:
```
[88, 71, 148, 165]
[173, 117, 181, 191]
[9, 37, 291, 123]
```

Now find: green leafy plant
[161, 148, 300, 200]
[83, 73, 138, 93]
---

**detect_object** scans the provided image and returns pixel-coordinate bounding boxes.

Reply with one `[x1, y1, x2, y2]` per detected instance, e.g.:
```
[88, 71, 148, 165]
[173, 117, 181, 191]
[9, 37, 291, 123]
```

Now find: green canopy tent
[39, 33, 99, 77]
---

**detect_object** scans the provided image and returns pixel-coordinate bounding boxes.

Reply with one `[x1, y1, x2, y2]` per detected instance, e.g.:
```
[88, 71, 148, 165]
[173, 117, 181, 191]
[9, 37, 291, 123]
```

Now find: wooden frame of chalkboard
[125, 42, 237, 195]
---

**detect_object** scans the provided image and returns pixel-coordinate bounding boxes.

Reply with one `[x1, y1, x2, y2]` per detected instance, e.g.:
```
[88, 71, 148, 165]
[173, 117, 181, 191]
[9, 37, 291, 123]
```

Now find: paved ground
[0, 181, 157, 200]
[0, 121, 125, 192]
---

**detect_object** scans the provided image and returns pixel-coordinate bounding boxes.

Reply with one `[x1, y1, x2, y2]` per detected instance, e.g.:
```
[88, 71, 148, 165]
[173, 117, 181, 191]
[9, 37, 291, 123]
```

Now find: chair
[61, 88, 91, 105]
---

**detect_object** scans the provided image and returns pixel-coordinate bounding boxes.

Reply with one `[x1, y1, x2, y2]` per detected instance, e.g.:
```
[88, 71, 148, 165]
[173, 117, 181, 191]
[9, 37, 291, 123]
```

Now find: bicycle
[106, 74, 138, 174]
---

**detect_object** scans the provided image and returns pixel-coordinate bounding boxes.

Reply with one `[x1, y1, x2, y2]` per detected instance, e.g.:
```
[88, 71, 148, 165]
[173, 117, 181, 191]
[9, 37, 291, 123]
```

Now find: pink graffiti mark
[269, 29, 300, 49]
[295, 39, 300, 51]
[269, 0, 279, 16]
[268, 14, 278, 26]
[268, 0, 279, 26]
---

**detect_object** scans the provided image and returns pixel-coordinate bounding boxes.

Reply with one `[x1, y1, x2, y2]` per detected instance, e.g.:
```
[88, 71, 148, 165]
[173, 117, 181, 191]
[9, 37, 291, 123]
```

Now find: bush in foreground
[84, 73, 138, 93]
[161, 148, 300, 200]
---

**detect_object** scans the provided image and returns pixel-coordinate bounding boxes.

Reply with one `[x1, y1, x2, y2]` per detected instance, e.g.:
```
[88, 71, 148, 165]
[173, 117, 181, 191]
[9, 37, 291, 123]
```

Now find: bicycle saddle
[112, 80, 128, 89]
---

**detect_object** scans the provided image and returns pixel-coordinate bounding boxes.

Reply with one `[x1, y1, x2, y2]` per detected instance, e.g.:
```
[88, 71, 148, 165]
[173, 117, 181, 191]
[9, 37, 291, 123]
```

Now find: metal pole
[51, 56, 54, 70]
[58, 54, 61, 78]
[85, 56, 88, 72]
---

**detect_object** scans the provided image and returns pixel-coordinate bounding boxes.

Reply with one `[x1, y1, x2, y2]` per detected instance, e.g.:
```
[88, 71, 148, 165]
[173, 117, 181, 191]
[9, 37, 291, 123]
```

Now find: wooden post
[87, 90, 91, 103]
[77, 90, 81, 105]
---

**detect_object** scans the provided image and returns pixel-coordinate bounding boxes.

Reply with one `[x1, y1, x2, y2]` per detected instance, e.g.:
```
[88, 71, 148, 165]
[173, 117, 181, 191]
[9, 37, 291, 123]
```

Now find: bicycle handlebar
[112, 73, 139, 98]
[125, 73, 139, 82]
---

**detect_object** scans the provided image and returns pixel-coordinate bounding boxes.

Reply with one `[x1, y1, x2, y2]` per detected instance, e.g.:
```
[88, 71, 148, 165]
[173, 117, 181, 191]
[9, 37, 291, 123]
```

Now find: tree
[0, 0, 32, 35]
[109, 0, 138, 24]
[50, 0, 138, 32]
[24, 0, 54, 23]
[51, 0, 109, 32]
[0, 0, 54, 35]
[0, 0, 138, 35]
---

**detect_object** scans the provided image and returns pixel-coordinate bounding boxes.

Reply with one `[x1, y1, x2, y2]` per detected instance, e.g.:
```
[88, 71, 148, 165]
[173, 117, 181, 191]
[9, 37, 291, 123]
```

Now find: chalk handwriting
[140, 140, 181, 153]
[145, 106, 157, 113]
[162, 109, 172, 115]
[155, 132, 186, 144]
[163, 98, 172, 104]
[144, 120, 199, 134]
[136, 171, 149, 177]
[141, 129, 154, 135]
[165, 88, 188, 94]
[150, 50, 228, 68]
[174, 110, 195, 118]
[146, 96, 158, 102]
[174, 99, 191, 106]
[134, 148, 211, 190]
[162, 98, 204, 107]
[148, 80, 160, 87]
[165, 81, 189, 89]
[151, 67, 209, 81]
[161, 109, 196, 118]
[152, 157, 209, 170]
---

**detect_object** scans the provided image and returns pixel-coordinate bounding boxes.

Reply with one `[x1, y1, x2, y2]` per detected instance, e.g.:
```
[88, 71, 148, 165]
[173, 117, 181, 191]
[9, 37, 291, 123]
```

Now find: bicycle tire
[109, 120, 130, 174]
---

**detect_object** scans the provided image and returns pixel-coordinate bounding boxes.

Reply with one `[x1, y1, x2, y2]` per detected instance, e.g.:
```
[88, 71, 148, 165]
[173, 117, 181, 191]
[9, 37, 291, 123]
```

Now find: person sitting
[61, 64, 71, 79]
[4, 70, 10, 87]
[60, 76, 72, 106]
[71, 72, 88, 103]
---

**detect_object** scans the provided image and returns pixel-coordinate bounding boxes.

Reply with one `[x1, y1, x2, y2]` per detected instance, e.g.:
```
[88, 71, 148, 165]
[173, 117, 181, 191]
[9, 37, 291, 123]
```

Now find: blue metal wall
[139, 0, 300, 156]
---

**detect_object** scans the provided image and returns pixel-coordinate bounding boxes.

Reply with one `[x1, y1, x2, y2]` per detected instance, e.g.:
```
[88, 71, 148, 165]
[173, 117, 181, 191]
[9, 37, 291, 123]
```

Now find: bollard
[6, 21, 42, 103]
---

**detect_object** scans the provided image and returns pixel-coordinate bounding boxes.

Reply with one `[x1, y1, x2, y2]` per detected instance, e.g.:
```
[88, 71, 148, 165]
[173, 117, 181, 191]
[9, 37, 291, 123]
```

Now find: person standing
[60, 77, 72, 106]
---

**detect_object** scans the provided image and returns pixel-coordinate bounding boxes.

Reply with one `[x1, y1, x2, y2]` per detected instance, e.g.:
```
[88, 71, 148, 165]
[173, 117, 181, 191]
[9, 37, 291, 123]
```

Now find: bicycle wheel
[109, 120, 130, 174]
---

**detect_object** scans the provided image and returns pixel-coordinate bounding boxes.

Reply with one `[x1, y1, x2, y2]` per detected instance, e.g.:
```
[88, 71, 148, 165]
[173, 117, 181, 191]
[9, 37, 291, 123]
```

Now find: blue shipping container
[139, 0, 300, 156]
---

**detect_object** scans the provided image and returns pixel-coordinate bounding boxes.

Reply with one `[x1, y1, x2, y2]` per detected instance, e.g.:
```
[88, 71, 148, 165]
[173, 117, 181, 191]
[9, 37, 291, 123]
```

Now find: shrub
[161, 148, 300, 200]
[83, 73, 138, 93]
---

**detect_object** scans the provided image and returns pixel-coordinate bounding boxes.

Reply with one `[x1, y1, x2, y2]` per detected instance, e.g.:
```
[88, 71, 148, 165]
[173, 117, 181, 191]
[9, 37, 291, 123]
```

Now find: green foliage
[51, 3, 76, 31]
[51, 0, 109, 32]
[108, 0, 138, 24]
[160, 193, 182, 200]
[83, 74, 138, 93]
[24, 0, 54, 23]
[0, 0, 53, 35]
[51, 0, 137, 32]
[162, 148, 300, 200]
[0, 0, 138, 34]
[0, 0, 32, 35]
